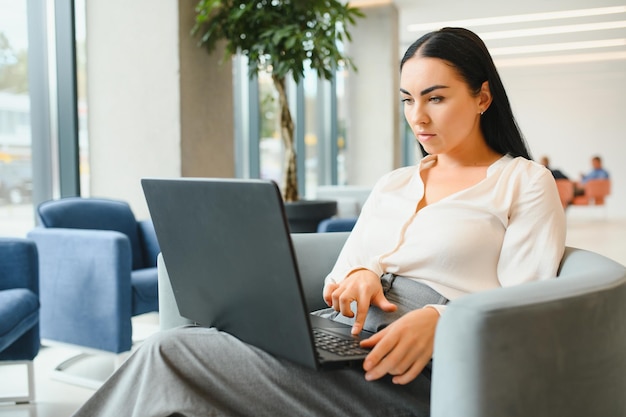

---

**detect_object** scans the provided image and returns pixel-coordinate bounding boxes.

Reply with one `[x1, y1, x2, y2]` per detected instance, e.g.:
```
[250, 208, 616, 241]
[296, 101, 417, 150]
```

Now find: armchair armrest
[27, 228, 134, 353]
[431, 247, 626, 417]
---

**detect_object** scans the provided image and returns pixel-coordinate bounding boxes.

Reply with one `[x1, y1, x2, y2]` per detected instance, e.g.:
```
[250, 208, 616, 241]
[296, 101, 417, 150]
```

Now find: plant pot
[284, 200, 338, 233]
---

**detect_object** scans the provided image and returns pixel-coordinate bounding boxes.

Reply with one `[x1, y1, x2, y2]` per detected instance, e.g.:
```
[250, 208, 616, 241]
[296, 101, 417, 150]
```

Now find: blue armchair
[27, 197, 159, 355]
[0, 238, 40, 404]
[316, 217, 357, 233]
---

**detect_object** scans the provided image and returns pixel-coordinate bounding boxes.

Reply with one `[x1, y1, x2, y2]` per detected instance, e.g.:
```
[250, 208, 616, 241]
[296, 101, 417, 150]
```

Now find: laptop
[141, 177, 374, 370]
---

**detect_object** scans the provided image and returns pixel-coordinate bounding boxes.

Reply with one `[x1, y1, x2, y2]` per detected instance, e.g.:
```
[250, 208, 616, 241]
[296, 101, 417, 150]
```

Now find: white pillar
[345, 4, 400, 187]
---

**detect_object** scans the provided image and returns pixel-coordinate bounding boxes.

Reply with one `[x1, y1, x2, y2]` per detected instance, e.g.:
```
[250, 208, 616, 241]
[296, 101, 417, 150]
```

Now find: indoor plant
[192, 0, 363, 204]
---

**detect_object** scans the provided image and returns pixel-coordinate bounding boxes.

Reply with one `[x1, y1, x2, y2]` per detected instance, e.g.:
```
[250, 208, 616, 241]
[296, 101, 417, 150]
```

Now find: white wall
[346, 4, 400, 187]
[500, 60, 626, 219]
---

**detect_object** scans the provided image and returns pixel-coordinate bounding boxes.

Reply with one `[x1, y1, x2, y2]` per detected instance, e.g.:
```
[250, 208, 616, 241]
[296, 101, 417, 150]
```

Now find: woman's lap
[73, 278, 443, 417]
[74, 326, 430, 417]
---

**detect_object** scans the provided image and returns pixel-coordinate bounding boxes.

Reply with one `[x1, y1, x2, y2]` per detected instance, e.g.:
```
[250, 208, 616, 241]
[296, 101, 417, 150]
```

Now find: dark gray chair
[157, 232, 626, 417]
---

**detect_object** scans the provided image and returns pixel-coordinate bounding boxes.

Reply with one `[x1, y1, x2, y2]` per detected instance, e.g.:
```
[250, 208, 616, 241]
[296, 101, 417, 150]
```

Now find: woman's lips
[417, 133, 435, 142]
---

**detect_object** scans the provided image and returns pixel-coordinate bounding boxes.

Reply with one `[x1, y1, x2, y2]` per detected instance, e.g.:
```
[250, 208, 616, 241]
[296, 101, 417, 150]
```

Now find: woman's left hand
[360, 307, 440, 385]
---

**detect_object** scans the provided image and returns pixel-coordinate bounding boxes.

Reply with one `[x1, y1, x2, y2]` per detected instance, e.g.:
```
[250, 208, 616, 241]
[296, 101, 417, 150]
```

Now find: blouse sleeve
[497, 168, 566, 287]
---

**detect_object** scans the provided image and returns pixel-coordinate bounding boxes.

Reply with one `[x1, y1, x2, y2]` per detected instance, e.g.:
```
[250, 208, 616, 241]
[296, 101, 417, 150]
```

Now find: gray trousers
[72, 277, 448, 417]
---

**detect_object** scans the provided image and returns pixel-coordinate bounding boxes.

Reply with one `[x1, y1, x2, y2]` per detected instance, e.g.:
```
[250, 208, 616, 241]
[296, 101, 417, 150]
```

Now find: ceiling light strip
[407, 6, 626, 32]
[348, 0, 392, 8]
[495, 51, 626, 67]
[489, 38, 626, 56]
[480, 20, 626, 40]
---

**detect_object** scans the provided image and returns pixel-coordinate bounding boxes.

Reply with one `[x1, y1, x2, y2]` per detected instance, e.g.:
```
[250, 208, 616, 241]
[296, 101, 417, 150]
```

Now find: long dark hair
[401, 27, 532, 160]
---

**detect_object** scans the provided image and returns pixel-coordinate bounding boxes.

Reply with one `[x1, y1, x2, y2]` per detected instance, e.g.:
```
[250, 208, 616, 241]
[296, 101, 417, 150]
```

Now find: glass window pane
[75, 0, 89, 196]
[336, 66, 348, 185]
[303, 68, 319, 197]
[258, 70, 283, 185]
[0, 0, 34, 236]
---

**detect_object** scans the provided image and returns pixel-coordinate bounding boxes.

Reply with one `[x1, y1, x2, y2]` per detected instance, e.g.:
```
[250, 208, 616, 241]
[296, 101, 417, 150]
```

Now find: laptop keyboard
[313, 328, 370, 357]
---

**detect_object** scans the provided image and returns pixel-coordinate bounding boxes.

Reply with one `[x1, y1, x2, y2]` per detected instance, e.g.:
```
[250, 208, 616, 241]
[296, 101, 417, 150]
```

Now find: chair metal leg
[51, 352, 112, 390]
[50, 350, 133, 390]
[0, 360, 35, 404]
[44, 314, 157, 389]
[44, 340, 133, 390]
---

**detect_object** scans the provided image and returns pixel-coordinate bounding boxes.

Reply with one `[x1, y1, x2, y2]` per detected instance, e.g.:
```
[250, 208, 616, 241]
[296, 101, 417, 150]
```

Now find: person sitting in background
[581, 155, 609, 183]
[575, 155, 609, 196]
[539, 156, 569, 180]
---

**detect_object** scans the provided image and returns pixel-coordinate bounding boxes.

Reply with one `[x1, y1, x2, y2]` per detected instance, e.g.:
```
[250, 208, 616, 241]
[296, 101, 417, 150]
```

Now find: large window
[0, 0, 87, 237]
[236, 56, 347, 200]
[75, 0, 89, 196]
[258, 70, 282, 186]
[0, 0, 33, 236]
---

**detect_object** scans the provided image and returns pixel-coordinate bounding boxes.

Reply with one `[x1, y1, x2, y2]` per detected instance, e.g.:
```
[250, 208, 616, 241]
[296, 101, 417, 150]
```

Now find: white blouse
[325, 154, 566, 311]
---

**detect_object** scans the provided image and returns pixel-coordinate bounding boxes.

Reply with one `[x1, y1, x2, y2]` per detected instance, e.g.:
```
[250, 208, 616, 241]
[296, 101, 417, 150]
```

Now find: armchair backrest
[37, 197, 144, 270]
[291, 232, 350, 311]
[0, 238, 39, 294]
[0, 237, 40, 360]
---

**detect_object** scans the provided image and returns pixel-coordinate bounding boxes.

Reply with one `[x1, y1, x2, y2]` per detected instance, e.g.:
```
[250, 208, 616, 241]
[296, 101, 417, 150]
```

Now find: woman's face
[400, 55, 487, 156]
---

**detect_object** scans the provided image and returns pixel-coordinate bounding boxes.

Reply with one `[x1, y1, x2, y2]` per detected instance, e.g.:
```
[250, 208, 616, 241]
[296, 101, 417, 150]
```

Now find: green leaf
[191, 0, 363, 82]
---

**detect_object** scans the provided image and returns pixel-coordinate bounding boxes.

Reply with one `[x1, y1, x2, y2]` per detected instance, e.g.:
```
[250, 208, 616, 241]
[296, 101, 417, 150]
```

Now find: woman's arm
[498, 168, 566, 286]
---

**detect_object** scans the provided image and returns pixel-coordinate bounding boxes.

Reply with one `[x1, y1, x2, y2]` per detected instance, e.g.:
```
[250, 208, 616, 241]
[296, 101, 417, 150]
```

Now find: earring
[480, 111, 484, 115]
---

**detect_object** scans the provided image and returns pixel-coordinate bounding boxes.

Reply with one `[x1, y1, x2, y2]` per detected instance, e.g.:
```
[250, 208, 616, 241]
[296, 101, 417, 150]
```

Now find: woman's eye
[401, 97, 413, 104]
[429, 96, 443, 103]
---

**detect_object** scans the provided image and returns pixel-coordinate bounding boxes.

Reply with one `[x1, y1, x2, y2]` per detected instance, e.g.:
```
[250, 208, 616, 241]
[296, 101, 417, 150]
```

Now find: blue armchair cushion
[317, 217, 357, 233]
[38, 197, 146, 270]
[0, 289, 39, 352]
[131, 268, 159, 316]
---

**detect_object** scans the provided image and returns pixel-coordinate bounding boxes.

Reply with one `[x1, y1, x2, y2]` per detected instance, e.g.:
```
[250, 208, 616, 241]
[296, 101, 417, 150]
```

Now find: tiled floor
[1, 214, 626, 417]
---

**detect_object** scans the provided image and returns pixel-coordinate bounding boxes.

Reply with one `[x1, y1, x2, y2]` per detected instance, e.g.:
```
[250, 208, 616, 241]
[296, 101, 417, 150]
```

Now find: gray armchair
[158, 232, 626, 417]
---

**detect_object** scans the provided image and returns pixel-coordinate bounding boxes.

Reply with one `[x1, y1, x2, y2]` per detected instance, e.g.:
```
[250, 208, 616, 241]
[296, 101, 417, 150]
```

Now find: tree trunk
[272, 74, 299, 202]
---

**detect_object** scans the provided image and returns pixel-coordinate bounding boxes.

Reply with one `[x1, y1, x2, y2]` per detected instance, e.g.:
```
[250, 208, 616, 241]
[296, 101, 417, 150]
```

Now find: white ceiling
[390, 0, 626, 67]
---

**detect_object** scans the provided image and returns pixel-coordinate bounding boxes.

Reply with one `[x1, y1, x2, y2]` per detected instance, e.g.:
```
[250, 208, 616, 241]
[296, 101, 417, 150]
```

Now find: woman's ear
[478, 81, 492, 113]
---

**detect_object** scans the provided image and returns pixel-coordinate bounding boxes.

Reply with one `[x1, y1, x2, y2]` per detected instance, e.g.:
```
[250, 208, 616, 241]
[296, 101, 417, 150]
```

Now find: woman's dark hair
[401, 27, 532, 160]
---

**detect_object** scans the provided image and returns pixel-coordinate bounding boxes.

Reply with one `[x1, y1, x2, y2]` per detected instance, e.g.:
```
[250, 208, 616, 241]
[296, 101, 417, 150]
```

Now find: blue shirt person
[581, 156, 609, 184]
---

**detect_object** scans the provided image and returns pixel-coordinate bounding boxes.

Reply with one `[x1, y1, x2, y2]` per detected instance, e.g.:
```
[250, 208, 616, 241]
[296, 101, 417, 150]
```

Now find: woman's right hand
[323, 269, 397, 335]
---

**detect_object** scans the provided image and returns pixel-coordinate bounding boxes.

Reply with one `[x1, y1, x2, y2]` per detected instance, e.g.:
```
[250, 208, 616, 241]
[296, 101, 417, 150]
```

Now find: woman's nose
[407, 104, 428, 125]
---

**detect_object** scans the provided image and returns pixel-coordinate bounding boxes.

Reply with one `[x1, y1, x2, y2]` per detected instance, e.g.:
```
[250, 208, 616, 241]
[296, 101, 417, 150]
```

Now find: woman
[73, 27, 565, 417]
